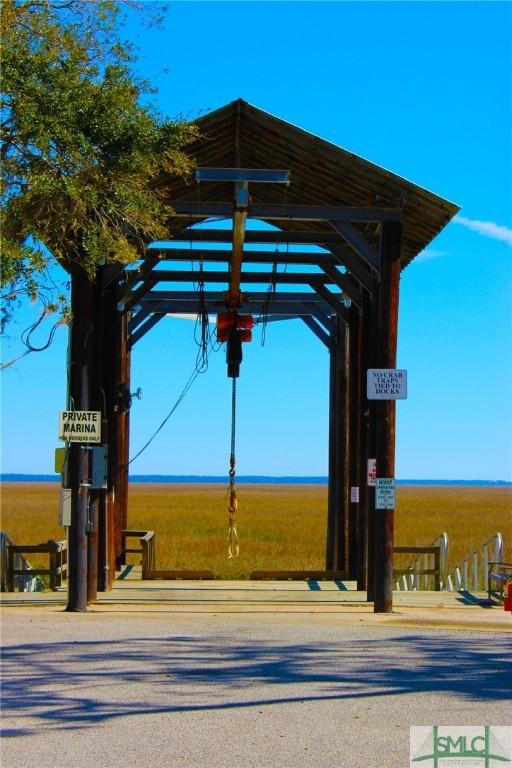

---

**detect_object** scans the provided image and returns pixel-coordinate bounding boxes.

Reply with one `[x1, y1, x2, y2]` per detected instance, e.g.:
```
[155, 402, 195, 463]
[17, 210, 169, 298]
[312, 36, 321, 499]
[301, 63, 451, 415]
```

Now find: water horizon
[1, 473, 510, 486]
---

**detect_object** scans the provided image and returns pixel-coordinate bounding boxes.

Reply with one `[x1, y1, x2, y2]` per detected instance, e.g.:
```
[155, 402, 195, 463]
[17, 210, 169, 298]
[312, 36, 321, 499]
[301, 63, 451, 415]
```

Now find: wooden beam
[301, 301, 335, 335]
[146, 248, 341, 267]
[121, 272, 363, 312]
[325, 244, 373, 293]
[124, 255, 161, 289]
[195, 168, 290, 183]
[163, 229, 350, 244]
[129, 312, 166, 348]
[121, 280, 154, 312]
[330, 221, 380, 274]
[321, 264, 363, 309]
[169, 201, 401, 223]
[145, 301, 329, 317]
[128, 301, 164, 334]
[250, 570, 346, 580]
[229, 182, 249, 306]
[301, 316, 330, 348]
[310, 283, 350, 321]
[136, 290, 340, 305]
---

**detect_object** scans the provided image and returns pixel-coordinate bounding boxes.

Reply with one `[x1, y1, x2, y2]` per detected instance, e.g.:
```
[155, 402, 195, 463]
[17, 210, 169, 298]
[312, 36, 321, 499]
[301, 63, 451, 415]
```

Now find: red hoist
[195, 166, 290, 559]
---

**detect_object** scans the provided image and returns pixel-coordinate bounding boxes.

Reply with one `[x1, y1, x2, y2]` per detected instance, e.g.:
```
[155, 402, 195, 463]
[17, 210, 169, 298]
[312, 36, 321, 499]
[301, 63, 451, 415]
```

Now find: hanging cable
[259, 258, 277, 346]
[227, 376, 239, 559]
[127, 365, 200, 467]
[194, 262, 211, 372]
[1, 304, 62, 370]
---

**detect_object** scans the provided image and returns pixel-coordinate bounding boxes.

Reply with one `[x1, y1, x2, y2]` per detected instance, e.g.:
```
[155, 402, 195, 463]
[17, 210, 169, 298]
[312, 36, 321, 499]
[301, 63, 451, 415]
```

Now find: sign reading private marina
[367, 369, 407, 400]
[59, 411, 101, 443]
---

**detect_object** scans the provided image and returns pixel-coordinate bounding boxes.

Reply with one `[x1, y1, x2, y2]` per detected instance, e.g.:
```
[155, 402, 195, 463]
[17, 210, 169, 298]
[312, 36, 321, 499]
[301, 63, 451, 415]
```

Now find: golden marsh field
[1, 483, 511, 580]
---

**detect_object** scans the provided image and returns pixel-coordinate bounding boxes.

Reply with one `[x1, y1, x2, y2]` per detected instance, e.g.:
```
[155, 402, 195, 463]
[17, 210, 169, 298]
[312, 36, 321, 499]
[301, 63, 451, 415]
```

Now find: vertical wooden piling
[373, 221, 402, 613]
[66, 263, 93, 612]
[326, 333, 337, 570]
[327, 316, 350, 572]
[97, 273, 119, 591]
[116, 312, 131, 568]
[365, 277, 380, 601]
[348, 306, 362, 580]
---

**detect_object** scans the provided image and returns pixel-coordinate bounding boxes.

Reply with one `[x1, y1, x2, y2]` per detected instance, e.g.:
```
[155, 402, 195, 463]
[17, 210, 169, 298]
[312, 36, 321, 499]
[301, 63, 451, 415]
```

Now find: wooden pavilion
[65, 99, 459, 613]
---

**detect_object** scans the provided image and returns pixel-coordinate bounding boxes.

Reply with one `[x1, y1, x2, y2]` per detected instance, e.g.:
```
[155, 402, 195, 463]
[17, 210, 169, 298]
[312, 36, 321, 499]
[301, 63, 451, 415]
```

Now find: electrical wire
[1, 302, 62, 370]
[127, 365, 200, 466]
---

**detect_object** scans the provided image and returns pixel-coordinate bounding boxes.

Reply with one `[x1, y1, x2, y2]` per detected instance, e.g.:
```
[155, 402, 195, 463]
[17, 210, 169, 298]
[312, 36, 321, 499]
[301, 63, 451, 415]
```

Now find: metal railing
[446, 532, 504, 593]
[394, 532, 448, 591]
[121, 530, 156, 578]
[3, 537, 67, 592]
[487, 561, 512, 602]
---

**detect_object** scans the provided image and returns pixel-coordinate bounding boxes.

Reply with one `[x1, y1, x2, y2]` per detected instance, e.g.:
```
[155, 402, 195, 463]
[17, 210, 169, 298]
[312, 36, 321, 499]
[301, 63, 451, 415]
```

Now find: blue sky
[1, 1, 511, 480]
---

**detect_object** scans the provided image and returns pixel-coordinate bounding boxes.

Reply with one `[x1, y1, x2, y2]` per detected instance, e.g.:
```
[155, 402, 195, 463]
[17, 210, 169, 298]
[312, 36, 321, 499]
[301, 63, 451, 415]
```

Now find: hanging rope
[259, 258, 277, 346]
[227, 376, 240, 559]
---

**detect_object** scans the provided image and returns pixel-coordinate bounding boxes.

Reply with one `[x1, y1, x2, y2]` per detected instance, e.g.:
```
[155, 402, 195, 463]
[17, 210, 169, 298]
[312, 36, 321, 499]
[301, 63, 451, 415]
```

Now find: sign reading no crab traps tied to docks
[367, 369, 407, 400]
[59, 411, 101, 443]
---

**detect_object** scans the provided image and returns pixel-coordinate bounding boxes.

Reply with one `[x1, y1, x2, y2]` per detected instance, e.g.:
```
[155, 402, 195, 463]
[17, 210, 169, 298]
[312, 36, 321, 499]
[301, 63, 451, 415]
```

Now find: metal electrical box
[59, 488, 72, 527]
[90, 446, 108, 489]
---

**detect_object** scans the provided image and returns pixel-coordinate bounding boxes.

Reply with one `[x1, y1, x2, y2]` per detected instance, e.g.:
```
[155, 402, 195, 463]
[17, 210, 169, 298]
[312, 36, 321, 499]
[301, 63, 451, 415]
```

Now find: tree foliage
[1, 0, 196, 332]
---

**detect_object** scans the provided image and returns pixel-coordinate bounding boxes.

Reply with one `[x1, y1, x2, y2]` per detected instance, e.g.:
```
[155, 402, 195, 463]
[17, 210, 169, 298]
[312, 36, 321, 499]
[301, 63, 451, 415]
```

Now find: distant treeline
[1, 474, 511, 486]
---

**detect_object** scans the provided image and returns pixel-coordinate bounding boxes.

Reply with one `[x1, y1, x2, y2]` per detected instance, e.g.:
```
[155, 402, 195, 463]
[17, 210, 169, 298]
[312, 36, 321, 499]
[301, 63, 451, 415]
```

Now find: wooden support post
[49, 544, 57, 591]
[373, 221, 402, 613]
[364, 279, 379, 599]
[326, 317, 350, 572]
[348, 305, 362, 580]
[87, 490, 99, 602]
[7, 548, 15, 592]
[86, 270, 106, 602]
[66, 263, 93, 612]
[97, 275, 119, 591]
[326, 332, 337, 570]
[117, 312, 131, 567]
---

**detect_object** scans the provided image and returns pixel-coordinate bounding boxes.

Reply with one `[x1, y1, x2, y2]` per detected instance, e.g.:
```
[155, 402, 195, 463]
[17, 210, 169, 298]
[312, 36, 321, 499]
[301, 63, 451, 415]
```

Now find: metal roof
[158, 99, 459, 270]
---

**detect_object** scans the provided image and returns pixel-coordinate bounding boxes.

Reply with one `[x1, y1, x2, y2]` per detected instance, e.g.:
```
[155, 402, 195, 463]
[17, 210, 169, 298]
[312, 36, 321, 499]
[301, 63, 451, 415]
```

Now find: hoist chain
[227, 376, 239, 559]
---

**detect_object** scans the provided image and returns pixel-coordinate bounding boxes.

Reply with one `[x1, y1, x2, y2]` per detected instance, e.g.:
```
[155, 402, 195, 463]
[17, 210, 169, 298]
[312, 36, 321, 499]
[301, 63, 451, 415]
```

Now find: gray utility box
[90, 446, 108, 489]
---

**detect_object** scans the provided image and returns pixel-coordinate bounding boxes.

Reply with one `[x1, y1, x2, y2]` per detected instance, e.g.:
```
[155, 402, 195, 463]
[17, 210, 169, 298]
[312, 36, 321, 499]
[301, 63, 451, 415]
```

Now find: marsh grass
[1, 483, 510, 579]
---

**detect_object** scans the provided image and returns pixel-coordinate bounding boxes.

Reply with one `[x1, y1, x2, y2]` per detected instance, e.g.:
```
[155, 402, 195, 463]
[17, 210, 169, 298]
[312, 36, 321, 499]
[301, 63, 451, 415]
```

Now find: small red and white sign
[367, 458, 377, 487]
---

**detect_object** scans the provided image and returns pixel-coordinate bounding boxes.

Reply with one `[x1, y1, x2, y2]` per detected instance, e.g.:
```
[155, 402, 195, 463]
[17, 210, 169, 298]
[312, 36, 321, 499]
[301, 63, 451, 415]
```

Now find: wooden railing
[121, 530, 156, 578]
[393, 545, 442, 591]
[6, 539, 67, 591]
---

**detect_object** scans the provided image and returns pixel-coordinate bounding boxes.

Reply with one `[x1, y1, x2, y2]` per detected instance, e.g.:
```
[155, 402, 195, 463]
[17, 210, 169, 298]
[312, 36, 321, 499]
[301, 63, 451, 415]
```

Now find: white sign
[350, 486, 360, 503]
[367, 369, 407, 400]
[59, 411, 101, 443]
[375, 478, 396, 509]
[367, 458, 377, 487]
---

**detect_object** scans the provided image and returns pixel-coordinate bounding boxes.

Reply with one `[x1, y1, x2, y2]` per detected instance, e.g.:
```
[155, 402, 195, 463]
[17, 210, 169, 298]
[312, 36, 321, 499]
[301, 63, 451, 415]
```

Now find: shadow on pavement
[2, 631, 510, 734]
